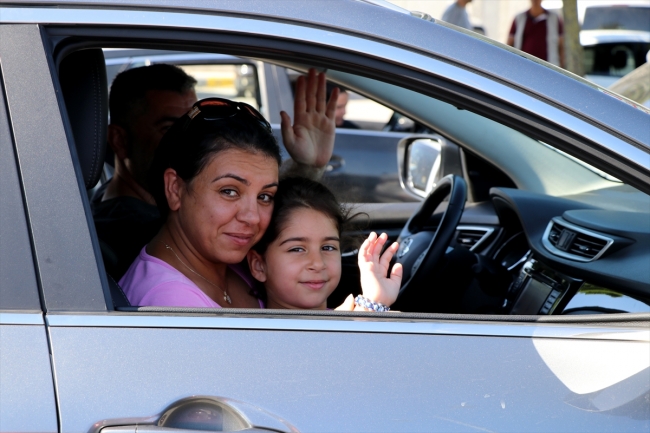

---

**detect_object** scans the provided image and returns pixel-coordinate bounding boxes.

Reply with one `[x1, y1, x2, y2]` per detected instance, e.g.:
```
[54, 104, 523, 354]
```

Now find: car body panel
[0, 314, 58, 433]
[0, 58, 42, 310]
[0, 23, 108, 312]
[47, 314, 650, 432]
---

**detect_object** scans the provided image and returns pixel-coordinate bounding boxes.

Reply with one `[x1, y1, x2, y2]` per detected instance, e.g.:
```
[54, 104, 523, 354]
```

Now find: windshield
[583, 6, 650, 32]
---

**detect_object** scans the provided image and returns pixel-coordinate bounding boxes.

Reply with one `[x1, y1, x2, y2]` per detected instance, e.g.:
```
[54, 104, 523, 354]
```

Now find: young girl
[247, 177, 403, 311]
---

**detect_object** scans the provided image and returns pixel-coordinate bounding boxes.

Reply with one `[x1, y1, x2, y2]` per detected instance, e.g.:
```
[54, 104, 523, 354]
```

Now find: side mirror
[398, 134, 466, 199]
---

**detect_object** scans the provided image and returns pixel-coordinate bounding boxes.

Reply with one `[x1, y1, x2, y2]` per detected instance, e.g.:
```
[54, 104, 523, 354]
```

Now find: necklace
[164, 243, 232, 304]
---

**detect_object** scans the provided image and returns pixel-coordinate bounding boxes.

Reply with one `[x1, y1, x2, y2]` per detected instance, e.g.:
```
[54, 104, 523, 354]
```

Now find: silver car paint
[0, 23, 108, 312]
[46, 315, 649, 432]
[0, 314, 58, 433]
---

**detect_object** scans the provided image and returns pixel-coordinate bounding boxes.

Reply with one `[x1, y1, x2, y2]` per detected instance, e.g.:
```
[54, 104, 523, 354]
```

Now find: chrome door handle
[95, 396, 297, 433]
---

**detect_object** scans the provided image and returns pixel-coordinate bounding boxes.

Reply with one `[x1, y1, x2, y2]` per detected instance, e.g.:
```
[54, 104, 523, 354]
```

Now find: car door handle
[103, 426, 272, 433]
[326, 154, 344, 172]
[95, 396, 296, 433]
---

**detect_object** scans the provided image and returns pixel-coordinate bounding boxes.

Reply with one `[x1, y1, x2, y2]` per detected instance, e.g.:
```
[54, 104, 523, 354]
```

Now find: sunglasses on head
[183, 98, 272, 133]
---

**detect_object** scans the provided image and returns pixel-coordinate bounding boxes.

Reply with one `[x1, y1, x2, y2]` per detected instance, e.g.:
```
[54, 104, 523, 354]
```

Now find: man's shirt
[442, 3, 473, 30]
[92, 181, 163, 279]
[509, 10, 564, 63]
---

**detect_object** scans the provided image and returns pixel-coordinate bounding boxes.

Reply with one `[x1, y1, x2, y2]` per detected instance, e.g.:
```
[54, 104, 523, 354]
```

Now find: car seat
[58, 48, 130, 308]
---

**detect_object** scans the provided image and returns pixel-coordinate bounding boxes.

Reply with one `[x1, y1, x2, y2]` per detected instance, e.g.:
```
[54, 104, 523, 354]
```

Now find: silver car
[0, 0, 649, 432]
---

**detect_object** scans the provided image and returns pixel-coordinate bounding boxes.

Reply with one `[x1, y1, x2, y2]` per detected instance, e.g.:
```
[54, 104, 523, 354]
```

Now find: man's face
[125, 89, 197, 187]
[334, 92, 349, 127]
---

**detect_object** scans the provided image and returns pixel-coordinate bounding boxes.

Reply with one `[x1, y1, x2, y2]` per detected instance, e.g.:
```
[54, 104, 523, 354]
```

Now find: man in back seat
[93, 64, 338, 279]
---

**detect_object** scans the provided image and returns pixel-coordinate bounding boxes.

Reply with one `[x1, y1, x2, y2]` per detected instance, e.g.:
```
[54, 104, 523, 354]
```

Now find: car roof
[581, 29, 650, 45]
[5, 0, 650, 146]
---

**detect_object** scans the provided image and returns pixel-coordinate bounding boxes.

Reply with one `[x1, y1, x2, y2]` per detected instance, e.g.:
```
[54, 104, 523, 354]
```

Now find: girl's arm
[334, 232, 402, 311]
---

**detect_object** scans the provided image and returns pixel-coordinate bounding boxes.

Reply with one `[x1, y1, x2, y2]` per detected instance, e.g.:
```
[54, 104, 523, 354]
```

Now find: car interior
[55, 40, 650, 318]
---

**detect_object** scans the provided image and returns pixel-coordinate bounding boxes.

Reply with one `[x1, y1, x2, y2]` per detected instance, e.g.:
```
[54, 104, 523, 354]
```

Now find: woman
[120, 70, 339, 308]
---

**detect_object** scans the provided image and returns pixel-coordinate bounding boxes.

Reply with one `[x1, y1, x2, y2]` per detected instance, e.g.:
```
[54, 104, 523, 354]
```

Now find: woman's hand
[280, 68, 339, 169]
[358, 232, 402, 307]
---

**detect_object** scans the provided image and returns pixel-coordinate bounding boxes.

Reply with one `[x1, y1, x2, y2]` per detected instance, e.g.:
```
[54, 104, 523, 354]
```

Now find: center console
[505, 256, 578, 315]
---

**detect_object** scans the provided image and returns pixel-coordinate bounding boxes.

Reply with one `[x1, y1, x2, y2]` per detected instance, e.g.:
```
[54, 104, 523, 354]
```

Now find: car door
[2, 6, 649, 433]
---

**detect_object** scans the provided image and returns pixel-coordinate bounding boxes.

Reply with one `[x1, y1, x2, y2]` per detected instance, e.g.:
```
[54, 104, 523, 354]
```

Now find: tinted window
[178, 63, 261, 109]
[0, 71, 41, 311]
[583, 6, 650, 32]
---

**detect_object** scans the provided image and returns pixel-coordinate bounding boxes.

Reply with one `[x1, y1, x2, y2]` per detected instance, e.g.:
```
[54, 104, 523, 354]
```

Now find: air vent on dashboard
[542, 217, 614, 262]
[455, 226, 495, 252]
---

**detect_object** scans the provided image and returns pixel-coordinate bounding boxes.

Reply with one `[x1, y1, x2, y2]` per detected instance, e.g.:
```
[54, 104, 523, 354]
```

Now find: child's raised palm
[358, 232, 402, 306]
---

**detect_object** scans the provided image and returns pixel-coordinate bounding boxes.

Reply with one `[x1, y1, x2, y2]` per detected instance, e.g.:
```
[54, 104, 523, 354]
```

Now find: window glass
[87, 46, 649, 317]
[177, 64, 260, 109]
[103, 49, 261, 109]
[583, 6, 650, 32]
[341, 90, 393, 130]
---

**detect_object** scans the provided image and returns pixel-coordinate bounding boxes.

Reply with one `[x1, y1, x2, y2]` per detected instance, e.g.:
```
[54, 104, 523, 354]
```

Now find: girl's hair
[148, 105, 282, 219]
[253, 177, 348, 254]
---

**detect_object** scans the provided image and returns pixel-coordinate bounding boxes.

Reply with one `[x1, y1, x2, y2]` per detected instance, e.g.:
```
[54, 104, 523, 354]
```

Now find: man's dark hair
[109, 64, 197, 127]
[326, 82, 347, 101]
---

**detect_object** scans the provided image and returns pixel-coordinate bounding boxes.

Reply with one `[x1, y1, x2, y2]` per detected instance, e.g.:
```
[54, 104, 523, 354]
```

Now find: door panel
[48, 316, 649, 432]
[0, 318, 58, 433]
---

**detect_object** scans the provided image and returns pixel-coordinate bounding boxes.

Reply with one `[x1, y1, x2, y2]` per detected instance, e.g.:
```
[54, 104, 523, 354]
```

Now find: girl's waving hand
[358, 232, 402, 307]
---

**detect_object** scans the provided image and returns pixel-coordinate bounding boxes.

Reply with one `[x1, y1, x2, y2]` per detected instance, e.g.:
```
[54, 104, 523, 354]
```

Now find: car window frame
[13, 9, 648, 315]
[0, 63, 43, 312]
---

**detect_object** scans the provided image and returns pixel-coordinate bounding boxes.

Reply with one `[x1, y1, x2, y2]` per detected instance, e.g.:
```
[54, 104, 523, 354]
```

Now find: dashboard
[457, 187, 650, 315]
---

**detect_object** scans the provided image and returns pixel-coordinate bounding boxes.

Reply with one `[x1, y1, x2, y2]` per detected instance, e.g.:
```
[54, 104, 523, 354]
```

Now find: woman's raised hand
[358, 232, 402, 307]
[280, 68, 339, 169]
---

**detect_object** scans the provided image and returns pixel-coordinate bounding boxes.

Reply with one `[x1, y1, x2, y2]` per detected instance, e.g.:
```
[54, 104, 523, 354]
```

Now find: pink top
[120, 247, 262, 308]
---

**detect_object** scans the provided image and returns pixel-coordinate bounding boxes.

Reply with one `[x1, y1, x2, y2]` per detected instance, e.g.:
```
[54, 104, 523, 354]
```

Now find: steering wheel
[393, 174, 467, 307]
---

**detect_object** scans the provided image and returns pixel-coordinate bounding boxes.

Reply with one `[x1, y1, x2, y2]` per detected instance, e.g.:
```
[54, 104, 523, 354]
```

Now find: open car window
[55, 43, 648, 318]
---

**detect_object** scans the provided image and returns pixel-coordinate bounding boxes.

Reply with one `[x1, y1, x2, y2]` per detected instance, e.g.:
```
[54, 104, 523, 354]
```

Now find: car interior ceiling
[55, 43, 647, 318]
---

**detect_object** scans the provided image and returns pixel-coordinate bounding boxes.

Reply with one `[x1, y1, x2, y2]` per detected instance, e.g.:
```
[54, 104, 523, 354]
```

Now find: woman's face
[172, 148, 279, 264]
[251, 207, 342, 309]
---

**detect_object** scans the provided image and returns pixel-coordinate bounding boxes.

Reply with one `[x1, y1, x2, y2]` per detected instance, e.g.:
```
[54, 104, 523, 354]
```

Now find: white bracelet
[354, 295, 390, 312]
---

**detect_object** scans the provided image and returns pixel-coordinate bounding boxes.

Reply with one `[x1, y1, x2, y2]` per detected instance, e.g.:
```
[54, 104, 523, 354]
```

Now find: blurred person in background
[327, 84, 359, 129]
[507, 0, 564, 67]
[441, 0, 473, 31]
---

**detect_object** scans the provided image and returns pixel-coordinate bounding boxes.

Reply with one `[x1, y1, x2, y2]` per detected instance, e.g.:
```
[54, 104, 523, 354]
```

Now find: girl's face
[249, 207, 342, 309]
[168, 148, 279, 265]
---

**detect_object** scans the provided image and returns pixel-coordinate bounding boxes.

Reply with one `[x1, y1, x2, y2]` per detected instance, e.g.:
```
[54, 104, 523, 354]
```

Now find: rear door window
[583, 6, 650, 32]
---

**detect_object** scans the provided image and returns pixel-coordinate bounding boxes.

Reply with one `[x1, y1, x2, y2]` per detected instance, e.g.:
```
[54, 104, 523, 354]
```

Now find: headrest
[59, 49, 108, 189]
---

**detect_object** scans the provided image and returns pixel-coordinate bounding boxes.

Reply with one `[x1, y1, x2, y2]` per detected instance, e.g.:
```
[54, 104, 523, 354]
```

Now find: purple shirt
[120, 247, 262, 308]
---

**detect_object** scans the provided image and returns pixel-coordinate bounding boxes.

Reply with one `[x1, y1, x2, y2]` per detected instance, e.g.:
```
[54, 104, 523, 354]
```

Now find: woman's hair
[253, 177, 353, 254]
[148, 106, 282, 218]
